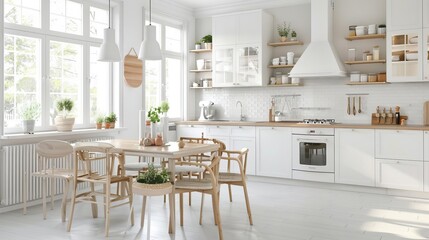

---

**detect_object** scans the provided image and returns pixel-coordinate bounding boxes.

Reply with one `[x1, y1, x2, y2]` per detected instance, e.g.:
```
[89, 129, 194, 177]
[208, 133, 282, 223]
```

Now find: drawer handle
[238, 126, 242, 128]
[216, 126, 220, 128]
[397, 161, 400, 164]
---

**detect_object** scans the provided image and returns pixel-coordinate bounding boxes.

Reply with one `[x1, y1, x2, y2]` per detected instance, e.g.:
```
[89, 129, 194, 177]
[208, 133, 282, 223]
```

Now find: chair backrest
[36, 140, 73, 171]
[180, 137, 226, 159]
[221, 148, 249, 175]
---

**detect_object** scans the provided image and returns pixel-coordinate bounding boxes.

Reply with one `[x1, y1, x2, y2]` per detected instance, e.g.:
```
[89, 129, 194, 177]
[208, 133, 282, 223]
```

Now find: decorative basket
[132, 181, 172, 196]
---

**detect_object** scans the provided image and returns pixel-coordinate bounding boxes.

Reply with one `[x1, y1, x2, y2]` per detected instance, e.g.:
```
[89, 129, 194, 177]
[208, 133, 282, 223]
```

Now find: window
[145, 19, 184, 120]
[3, 1, 112, 133]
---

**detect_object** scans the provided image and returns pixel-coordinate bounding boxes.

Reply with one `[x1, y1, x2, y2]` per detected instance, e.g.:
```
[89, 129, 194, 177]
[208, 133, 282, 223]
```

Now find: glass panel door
[236, 46, 259, 86]
[213, 46, 234, 86]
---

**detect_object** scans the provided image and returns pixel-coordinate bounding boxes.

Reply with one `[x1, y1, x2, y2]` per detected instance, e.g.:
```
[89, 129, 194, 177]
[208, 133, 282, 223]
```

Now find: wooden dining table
[99, 139, 219, 234]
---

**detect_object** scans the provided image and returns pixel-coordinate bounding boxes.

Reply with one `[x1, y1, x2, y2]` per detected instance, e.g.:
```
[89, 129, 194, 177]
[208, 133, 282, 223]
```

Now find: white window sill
[1, 127, 126, 140]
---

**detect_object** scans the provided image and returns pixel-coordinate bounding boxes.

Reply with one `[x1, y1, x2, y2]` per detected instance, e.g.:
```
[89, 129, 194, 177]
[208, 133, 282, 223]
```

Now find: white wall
[118, 0, 195, 138]
[193, 0, 429, 125]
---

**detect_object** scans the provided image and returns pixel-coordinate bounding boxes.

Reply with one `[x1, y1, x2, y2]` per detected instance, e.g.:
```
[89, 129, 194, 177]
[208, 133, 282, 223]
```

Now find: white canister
[291, 77, 300, 84]
[287, 52, 295, 65]
[368, 24, 377, 35]
[281, 75, 289, 84]
[196, 59, 205, 70]
[360, 73, 368, 82]
[372, 46, 380, 60]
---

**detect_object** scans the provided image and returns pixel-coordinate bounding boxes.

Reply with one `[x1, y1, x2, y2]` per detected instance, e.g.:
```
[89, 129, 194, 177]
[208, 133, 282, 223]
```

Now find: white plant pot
[55, 116, 75, 132]
[203, 43, 212, 49]
[22, 120, 35, 134]
[196, 59, 205, 70]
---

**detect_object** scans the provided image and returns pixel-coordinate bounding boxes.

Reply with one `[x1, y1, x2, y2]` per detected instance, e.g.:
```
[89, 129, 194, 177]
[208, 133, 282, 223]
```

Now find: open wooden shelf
[267, 41, 304, 47]
[190, 69, 212, 73]
[345, 34, 386, 41]
[267, 83, 302, 87]
[346, 81, 389, 85]
[268, 64, 294, 68]
[344, 60, 386, 65]
[190, 86, 213, 89]
[189, 49, 212, 53]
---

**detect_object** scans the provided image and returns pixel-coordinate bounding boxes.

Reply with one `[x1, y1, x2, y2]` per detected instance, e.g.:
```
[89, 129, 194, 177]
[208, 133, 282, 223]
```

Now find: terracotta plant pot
[54, 116, 75, 132]
[96, 123, 102, 129]
[104, 122, 111, 129]
[280, 36, 288, 42]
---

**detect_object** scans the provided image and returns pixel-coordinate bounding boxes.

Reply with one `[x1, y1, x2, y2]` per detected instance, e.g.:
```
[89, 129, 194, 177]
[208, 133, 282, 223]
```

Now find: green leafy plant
[201, 34, 212, 43]
[195, 41, 201, 45]
[20, 102, 41, 120]
[148, 101, 169, 123]
[104, 115, 113, 123]
[108, 112, 117, 122]
[277, 22, 291, 37]
[96, 116, 104, 124]
[291, 30, 297, 38]
[136, 164, 169, 184]
[56, 98, 74, 118]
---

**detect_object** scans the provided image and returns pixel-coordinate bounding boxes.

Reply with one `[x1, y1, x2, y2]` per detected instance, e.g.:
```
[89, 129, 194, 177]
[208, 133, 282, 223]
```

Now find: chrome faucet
[236, 101, 245, 121]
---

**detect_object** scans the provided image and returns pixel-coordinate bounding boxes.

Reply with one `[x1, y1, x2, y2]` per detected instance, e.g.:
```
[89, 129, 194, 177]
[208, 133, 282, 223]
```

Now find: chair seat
[124, 162, 161, 171]
[173, 165, 205, 173]
[218, 172, 244, 182]
[32, 169, 85, 179]
[175, 179, 213, 190]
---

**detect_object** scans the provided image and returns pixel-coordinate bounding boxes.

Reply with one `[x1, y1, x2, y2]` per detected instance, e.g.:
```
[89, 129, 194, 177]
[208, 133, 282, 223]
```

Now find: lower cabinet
[375, 159, 424, 191]
[425, 131, 429, 161]
[425, 162, 429, 192]
[256, 127, 291, 178]
[230, 135, 256, 175]
[335, 129, 375, 187]
[176, 125, 206, 139]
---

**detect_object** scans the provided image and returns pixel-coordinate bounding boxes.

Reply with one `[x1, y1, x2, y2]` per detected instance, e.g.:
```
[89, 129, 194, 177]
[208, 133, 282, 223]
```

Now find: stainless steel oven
[292, 128, 335, 182]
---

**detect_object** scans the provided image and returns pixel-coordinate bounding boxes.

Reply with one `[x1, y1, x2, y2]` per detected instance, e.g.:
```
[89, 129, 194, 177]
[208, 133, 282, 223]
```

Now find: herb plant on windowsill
[20, 102, 41, 134]
[54, 98, 75, 132]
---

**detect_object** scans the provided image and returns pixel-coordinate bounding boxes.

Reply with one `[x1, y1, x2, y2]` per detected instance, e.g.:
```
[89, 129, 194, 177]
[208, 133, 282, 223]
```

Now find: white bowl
[406, 53, 418, 61]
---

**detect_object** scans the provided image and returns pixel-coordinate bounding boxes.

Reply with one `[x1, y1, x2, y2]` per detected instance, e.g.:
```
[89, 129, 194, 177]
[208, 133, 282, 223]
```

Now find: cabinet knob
[238, 126, 242, 128]
[397, 161, 400, 164]
[272, 127, 274, 130]
[216, 126, 220, 128]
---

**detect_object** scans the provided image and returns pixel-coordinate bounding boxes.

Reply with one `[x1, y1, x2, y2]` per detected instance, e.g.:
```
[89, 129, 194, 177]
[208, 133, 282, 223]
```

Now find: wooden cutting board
[123, 48, 143, 88]
[424, 101, 429, 126]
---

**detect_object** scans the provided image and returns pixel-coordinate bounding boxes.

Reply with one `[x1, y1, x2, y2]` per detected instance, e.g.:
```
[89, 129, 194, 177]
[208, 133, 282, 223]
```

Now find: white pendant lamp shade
[98, 28, 121, 62]
[138, 25, 162, 60]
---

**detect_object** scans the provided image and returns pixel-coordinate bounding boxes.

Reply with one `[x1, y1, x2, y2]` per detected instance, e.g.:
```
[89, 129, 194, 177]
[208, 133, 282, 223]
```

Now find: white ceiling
[172, 0, 309, 10]
[172, 0, 247, 9]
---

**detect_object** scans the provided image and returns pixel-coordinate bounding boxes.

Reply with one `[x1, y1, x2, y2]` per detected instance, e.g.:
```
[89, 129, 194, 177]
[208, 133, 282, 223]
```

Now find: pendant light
[138, 0, 162, 60]
[98, 0, 121, 62]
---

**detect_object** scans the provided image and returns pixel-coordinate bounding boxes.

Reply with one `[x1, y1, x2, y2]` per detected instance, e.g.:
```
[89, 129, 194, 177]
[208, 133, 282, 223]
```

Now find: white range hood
[289, 0, 346, 78]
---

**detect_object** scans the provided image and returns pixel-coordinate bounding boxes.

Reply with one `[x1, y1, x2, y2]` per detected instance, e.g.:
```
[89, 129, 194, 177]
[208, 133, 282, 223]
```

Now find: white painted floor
[1, 179, 429, 240]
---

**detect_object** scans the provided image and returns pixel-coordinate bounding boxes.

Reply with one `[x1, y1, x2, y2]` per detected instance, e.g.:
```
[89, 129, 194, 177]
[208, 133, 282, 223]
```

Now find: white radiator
[0, 136, 113, 207]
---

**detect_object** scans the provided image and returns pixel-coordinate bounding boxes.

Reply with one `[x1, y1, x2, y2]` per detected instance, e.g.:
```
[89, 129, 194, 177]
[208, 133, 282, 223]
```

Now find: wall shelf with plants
[267, 41, 303, 47]
[268, 64, 294, 68]
[344, 60, 386, 65]
[190, 49, 212, 53]
[345, 34, 386, 41]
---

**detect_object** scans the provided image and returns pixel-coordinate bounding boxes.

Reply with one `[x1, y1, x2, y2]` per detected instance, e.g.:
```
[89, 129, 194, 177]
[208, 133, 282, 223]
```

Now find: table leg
[168, 158, 175, 234]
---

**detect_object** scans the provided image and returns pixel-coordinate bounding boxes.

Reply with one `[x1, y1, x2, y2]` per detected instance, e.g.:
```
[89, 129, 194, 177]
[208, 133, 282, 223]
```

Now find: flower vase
[150, 122, 157, 139]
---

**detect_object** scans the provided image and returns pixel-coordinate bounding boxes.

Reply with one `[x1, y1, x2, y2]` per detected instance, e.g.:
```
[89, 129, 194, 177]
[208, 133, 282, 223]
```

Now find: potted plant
[96, 116, 104, 129]
[201, 34, 212, 50]
[20, 102, 40, 134]
[290, 30, 297, 41]
[195, 41, 201, 50]
[135, 163, 172, 194]
[104, 115, 112, 129]
[277, 22, 291, 42]
[54, 98, 75, 132]
[108, 112, 117, 129]
[147, 101, 169, 138]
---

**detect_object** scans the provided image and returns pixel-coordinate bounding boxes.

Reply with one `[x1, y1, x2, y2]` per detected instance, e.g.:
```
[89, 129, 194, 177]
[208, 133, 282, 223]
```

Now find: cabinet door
[213, 46, 235, 87]
[176, 125, 206, 139]
[376, 159, 423, 191]
[256, 127, 292, 178]
[387, 0, 422, 31]
[335, 129, 375, 187]
[205, 126, 231, 173]
[231, 136, 256, 175]
[235, 45, 261, 86]
[424, 162, 429, 191]
[425, 1, 429, 28]
[237, 12, 261, 44]
[425, 131, 429, 161]
[375, 130, 424, 160]
[387, 30, 423, 82]
[424, 28, 429, 81]
[212, 15, 236, 45]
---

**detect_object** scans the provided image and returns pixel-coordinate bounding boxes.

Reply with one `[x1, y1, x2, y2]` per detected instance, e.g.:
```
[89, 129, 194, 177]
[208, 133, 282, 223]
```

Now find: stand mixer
[199, 101, 215, 121]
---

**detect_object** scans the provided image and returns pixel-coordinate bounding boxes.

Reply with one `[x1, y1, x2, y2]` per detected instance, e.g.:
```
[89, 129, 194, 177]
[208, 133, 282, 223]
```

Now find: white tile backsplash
[195, 79, 429, 125]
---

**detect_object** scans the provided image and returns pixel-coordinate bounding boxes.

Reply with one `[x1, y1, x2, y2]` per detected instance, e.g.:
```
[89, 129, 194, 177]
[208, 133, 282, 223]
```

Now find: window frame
[145, 16, 184, 121]
[3, 0, 114, 134]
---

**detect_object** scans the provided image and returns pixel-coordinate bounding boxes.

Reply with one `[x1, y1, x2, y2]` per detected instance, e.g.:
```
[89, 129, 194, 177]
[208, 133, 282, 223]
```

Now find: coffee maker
[199, 101, 215, 121]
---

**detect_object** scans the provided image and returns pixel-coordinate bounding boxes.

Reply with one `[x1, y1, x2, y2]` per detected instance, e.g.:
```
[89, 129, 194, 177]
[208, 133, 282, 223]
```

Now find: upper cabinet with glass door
[236, 46, 260, 86]
[213, 46, 234, 86]
[387, 30, 423, 82]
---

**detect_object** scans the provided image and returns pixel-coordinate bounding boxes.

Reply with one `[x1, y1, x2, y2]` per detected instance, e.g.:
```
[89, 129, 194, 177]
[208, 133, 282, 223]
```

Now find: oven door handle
[296, 138, 329, 143]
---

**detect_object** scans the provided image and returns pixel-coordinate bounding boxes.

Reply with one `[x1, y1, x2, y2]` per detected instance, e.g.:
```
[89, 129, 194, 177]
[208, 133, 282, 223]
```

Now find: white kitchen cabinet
[375, 130, 424, 160]
[387, 0, 423, 31]
[424, 28, 429, 81]
[256, 127, 291, 178]
[425, 131, 429, 161]
[387, 30, 424, 82]
[176, 125, 206, 139]
[424, 162, 429, 191]
[212, 10, 272, 87]
[425, 1, 429, 28]
[376, 159, 424, 191]
[230, 132, 256, 175]
[335, 129, 375, 187]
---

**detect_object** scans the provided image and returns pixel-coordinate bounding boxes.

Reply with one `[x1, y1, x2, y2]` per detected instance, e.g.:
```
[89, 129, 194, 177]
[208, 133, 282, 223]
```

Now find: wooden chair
[174, 151, 223, 240]
[200, 148, 253, 225]
[67, 142, 134, 237]
[23, 140, 77, 222]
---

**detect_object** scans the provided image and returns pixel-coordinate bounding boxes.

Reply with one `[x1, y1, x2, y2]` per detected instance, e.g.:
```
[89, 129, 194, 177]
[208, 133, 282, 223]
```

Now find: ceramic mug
[272, 58, 280, 65]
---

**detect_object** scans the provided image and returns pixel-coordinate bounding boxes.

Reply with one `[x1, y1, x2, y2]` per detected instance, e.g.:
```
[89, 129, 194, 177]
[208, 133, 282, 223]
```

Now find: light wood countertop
[176, 121, 429, 131]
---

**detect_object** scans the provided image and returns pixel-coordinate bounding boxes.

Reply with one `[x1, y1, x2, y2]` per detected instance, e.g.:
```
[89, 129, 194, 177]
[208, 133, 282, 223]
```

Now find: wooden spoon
[347, 97, 351, 115]
[352, 97, 356, 116]
[358, 96, 362, 113]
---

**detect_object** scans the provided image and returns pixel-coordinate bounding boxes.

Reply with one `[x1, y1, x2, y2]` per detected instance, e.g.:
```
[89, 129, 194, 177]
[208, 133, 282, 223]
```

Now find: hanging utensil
[352, 97, 356, 115]
[358, 96, 362, 113]
[347, 97, 351, 115]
